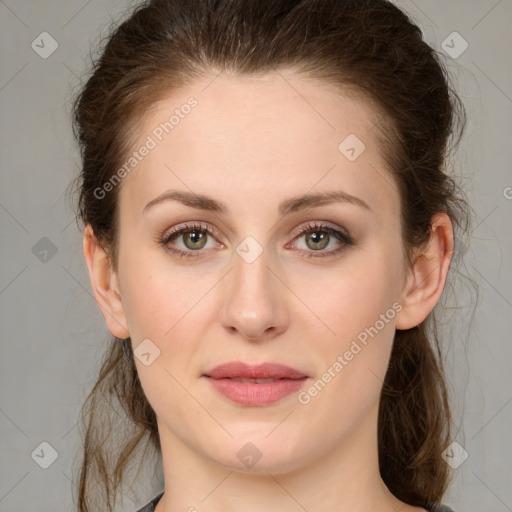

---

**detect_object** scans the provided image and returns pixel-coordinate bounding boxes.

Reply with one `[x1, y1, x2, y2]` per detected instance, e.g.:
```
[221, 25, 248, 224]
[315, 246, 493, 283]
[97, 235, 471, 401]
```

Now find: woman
[73, 0, 468, 510]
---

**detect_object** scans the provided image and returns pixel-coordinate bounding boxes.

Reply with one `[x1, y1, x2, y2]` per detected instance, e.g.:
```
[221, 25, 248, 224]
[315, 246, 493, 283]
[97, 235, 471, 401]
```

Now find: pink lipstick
[203, 362, 308, 406]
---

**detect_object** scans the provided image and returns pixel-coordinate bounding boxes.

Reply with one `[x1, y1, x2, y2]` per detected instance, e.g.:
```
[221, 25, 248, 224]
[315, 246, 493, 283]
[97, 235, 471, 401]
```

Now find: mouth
[203, 362, 309, 406]
[229, 377, 286, 383]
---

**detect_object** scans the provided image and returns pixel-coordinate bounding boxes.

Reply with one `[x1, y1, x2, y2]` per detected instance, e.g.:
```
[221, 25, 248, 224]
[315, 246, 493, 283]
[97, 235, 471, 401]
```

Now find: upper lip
[204, 362, 308, 380]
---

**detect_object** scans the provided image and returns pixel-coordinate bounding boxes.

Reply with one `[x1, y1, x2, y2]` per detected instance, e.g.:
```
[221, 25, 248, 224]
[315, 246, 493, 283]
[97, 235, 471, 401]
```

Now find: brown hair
[72, 0, 469, 510]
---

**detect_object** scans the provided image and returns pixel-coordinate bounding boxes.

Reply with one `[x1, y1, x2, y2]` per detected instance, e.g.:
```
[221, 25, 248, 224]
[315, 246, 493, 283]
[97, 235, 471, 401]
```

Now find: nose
[218, 247, 290, 343]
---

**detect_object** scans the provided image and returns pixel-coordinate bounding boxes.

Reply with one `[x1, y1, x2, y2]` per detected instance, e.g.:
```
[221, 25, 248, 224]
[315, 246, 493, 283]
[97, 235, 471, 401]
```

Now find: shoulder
[135, 491, 164, 512]
[430, 504, 456, 512]
[132, 494, 456, 512]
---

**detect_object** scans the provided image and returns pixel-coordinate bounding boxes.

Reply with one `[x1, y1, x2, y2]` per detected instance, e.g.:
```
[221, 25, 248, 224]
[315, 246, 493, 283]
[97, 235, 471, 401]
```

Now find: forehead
[118, 70, 400, 220]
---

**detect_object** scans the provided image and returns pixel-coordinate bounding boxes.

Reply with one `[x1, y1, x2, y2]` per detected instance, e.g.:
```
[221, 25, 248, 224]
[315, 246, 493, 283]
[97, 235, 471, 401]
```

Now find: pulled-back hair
[72, 1, 469, 510]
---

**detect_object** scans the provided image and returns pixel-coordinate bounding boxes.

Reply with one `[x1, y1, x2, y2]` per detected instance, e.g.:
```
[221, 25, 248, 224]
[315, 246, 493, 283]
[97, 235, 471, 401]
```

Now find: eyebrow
[143, 189, 371, 216]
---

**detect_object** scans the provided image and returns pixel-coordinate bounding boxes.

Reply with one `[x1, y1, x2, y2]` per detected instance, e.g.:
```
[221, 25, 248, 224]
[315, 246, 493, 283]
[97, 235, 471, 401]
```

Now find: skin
[83, 69, 454, 512]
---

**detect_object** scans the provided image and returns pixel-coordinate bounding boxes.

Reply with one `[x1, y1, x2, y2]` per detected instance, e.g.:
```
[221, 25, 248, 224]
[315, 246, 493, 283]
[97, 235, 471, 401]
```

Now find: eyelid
[162, 220, 350, 244]
[288, 220, 351, 241]
[159, 219, 353, 259]
[162, 221, 223, 243]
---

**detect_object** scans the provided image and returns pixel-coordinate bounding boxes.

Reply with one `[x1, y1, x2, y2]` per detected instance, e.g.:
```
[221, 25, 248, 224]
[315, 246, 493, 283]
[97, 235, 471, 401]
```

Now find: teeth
[231, 378, 277, 383]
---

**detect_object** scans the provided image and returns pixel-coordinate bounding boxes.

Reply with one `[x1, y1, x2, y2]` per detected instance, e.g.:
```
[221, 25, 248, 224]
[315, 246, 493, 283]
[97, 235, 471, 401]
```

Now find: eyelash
[158, 221, 354, 260]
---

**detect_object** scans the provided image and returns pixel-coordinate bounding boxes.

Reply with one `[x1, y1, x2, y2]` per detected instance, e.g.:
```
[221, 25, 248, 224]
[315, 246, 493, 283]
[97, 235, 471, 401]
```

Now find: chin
[201, 429, 318, 476]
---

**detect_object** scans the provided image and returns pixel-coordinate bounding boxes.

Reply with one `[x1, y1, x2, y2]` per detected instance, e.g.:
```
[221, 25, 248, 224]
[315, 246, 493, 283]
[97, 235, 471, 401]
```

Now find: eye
[159, 222, 222, 259]
[287, 221, 354, 258]
[159, 221, 354, 259]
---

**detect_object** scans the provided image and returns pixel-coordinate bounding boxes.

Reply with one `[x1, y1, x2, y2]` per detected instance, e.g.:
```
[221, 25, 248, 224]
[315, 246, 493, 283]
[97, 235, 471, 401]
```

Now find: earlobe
[82, 224, 130, 339]
[395, 213, 454, 330]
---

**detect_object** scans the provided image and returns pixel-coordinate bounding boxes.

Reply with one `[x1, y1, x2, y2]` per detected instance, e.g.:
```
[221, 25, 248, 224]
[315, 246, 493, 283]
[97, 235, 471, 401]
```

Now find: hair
[71, 0, 470, 510]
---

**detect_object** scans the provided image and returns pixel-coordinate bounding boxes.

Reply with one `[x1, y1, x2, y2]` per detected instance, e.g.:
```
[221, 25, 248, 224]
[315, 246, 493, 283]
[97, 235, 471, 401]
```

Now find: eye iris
[306, 231, 329, 250]
[183, 230, 207, 249]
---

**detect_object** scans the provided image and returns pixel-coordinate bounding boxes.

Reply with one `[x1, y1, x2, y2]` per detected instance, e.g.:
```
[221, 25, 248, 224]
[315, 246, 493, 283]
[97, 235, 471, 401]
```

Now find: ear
[395, 213, 454, 330]
[82, 224, 130, 339]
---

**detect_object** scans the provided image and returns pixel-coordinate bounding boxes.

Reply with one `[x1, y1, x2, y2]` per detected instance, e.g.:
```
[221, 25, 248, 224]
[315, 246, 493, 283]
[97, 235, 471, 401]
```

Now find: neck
[153, 404, 414, 512]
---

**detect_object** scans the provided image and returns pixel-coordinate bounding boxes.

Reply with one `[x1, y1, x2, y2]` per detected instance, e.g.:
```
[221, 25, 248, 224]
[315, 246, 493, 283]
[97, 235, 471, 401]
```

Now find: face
[109, 70, 411, 473]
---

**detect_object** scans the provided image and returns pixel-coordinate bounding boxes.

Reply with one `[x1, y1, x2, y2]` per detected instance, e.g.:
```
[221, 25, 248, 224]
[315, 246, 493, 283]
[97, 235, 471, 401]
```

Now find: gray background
[1, 1, 511, 511]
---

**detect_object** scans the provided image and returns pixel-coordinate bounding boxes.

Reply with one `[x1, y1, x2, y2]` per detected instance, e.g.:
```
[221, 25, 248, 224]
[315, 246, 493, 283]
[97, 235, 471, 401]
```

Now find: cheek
[297, 268, 398, 431]
[117, 251, 197, 344]
[118, 260, 204, 402]
[121, 272, 170, 337]
[305, 255, 400, 342]
[298, 248, 401, 391]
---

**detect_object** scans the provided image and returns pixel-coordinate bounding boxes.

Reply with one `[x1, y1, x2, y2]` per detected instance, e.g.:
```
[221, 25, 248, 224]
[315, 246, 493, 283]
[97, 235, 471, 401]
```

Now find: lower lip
[206, 377, 308, 406]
